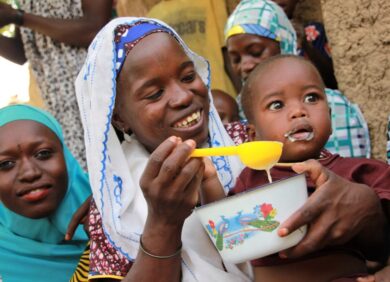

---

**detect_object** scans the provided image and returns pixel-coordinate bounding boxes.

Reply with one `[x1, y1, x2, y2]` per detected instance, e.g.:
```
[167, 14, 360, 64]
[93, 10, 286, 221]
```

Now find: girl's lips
[20, 187, 51, 202]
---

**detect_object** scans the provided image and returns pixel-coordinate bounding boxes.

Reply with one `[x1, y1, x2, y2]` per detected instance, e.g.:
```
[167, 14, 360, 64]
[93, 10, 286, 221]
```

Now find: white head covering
[75, 17, 250, 281]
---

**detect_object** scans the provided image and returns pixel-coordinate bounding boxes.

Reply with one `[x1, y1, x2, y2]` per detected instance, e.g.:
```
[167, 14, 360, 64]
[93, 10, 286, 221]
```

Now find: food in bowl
[195, 174, 308, 264]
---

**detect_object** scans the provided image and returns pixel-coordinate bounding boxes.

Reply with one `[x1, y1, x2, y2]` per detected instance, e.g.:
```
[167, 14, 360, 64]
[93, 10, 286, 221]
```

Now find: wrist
[11, 9, 24, 26]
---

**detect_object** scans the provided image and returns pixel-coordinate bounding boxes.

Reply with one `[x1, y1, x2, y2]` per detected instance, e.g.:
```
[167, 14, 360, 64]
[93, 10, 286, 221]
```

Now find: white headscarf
[75, 17, 250, 281]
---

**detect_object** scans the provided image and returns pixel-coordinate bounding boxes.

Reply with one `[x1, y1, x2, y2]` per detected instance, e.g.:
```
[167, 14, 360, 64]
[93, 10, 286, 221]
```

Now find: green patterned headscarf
[225, 0, 297, 54]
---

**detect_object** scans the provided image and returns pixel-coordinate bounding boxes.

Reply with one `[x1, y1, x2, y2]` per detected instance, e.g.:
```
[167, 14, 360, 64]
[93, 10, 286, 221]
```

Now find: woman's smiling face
[0, 120, 68, 218]
[114, 32, 210, 152]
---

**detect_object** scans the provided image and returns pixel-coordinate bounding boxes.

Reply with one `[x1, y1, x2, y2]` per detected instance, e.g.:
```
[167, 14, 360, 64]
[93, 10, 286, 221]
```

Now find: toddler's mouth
[284, 125, 314, 142]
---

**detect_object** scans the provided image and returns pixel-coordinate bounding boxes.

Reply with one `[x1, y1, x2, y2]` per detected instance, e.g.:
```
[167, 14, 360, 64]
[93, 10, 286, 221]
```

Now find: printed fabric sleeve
[88, 199, 132, 280]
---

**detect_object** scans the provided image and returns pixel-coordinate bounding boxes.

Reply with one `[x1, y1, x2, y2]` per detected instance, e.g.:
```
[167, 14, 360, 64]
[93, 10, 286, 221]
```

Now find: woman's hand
[65, 195, 92, 240]
[278, 159, 386, 259]
[140, 136, 203, 228]
[200, 157, 225, 204]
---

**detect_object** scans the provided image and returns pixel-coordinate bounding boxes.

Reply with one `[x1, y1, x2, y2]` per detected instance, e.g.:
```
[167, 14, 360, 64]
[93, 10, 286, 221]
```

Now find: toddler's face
[212, 90, 239, 124]
[247, 58, 332, 162]
[0, 120, 68, 218]
[114, 32, 210, 152]
[227, 33, 280, 82]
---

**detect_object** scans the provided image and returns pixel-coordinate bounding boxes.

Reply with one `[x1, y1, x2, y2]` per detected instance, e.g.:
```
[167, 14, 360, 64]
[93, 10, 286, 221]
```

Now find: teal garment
[0, 104, 91, 282]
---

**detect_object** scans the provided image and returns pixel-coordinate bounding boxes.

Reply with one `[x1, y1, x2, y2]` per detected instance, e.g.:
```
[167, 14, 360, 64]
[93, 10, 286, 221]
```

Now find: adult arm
[0, 0, 112, 48]
[110, 137, 204, 282]
[278, 160, 388, 261]
[0, 30, 26, 64]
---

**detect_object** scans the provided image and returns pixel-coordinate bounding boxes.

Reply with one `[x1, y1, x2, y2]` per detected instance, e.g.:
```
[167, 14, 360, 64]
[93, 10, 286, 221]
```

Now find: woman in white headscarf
[75, 17, 252, 281]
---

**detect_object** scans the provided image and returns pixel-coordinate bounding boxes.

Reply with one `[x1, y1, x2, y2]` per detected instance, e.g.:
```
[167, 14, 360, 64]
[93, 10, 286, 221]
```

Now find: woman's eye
[250, 50, 263, 58]
[35, 149, 53, 160]
[304, 93, 319, 103]
[268, 101, 283, 110]
[146, 89, 163, 100]
[182, 72, 196, 83]
[0, 160, 15, 170]
[229, 54, 240, 64]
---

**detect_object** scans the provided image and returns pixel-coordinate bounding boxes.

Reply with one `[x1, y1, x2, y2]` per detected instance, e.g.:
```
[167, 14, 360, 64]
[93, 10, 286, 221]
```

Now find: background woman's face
[227, 33, 281, 82]
[114, 32, 210, 152]
[0, 120, 68, 218]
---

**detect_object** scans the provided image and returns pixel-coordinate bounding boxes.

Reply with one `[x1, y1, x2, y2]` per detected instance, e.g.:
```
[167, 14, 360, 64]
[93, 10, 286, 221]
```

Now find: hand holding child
[278, 159, 386, 260]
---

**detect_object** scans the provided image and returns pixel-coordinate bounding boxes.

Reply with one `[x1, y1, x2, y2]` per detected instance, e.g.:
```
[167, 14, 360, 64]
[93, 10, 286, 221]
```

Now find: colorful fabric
[114, 22, 172, 74]
[70, 243, 90, 282]
[0, 104, 91, 282]
[75, 17, 251, 281]
[301, 22, 332, 60]
[19, 0, 87, 169]
[224, 0, 297, 55]
[325, 89, 370, 158]
[88, 122, 250, 279]
[233, 149, 390, 265]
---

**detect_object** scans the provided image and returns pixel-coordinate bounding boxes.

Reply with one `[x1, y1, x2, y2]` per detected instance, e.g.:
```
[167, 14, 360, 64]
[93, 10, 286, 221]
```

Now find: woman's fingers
[65, 195, 92, 240]
[141, 136, 180, 182]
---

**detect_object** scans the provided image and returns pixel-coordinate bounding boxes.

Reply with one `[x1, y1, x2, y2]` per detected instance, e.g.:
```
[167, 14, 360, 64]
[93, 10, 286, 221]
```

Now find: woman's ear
[112, 112, 126, 132]
[246, 124, 257, 141]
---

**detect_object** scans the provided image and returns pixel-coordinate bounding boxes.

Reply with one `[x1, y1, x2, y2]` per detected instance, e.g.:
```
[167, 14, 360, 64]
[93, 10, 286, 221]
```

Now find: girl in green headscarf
[0, 104, 91, 282]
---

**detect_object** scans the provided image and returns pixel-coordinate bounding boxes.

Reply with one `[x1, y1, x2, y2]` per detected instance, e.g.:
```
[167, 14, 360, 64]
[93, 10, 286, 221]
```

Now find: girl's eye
[304, 93, 319, 103]
[182, 72, 196, 83]
[145, 89, 163, 100]
[35, 149, 53, 160]
[268, 101, 283, 110]
[0, 160, 15, 170]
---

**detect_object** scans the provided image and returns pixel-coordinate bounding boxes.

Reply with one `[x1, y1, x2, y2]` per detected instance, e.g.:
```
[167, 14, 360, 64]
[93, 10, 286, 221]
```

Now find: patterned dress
[19, 0, 87, 168]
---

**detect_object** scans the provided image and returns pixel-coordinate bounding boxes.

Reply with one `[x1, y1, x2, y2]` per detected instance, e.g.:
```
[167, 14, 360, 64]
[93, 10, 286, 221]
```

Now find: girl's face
[114, 32, 210, 152]
[0, 120, 68, 218]
[227, 33, 280, 82]
[247, 58, 332, 162]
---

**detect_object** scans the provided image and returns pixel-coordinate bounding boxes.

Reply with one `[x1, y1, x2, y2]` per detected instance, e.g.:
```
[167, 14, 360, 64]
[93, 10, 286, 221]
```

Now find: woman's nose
[241, 56, 257, 79]
[168, 83, 194, 108]
[18, 159, 42, 182]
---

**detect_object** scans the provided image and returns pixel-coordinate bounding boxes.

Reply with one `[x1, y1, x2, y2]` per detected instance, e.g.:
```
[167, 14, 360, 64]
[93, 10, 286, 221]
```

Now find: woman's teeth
[173, 111, 201, 128]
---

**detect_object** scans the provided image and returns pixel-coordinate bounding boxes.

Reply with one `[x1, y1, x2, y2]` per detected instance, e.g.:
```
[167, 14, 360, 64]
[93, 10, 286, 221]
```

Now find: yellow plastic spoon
[191, 141, 286, 170]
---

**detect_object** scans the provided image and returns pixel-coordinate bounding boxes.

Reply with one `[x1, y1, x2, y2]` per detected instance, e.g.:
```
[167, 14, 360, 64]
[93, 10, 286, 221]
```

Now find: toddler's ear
[246, 124, 257, 141]
[112, 112, 126, 132]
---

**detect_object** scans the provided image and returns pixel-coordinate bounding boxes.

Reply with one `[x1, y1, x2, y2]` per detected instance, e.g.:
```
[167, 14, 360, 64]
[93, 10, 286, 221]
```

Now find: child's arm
[278, 159, 388, 261]
[200, 157, 226, 205]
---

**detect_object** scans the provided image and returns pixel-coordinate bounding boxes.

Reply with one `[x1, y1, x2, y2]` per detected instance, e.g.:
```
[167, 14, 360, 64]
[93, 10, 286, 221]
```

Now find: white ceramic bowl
[195, 174, 308, 264]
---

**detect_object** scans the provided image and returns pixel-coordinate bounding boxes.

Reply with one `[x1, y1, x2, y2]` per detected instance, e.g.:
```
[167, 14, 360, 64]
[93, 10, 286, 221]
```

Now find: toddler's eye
[304, 93, 319, 103]
[35, 149, 53, 160]
[146, 89, 163, 100]
[268, 101, 283, 110]
[0, 160, 15, 170]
